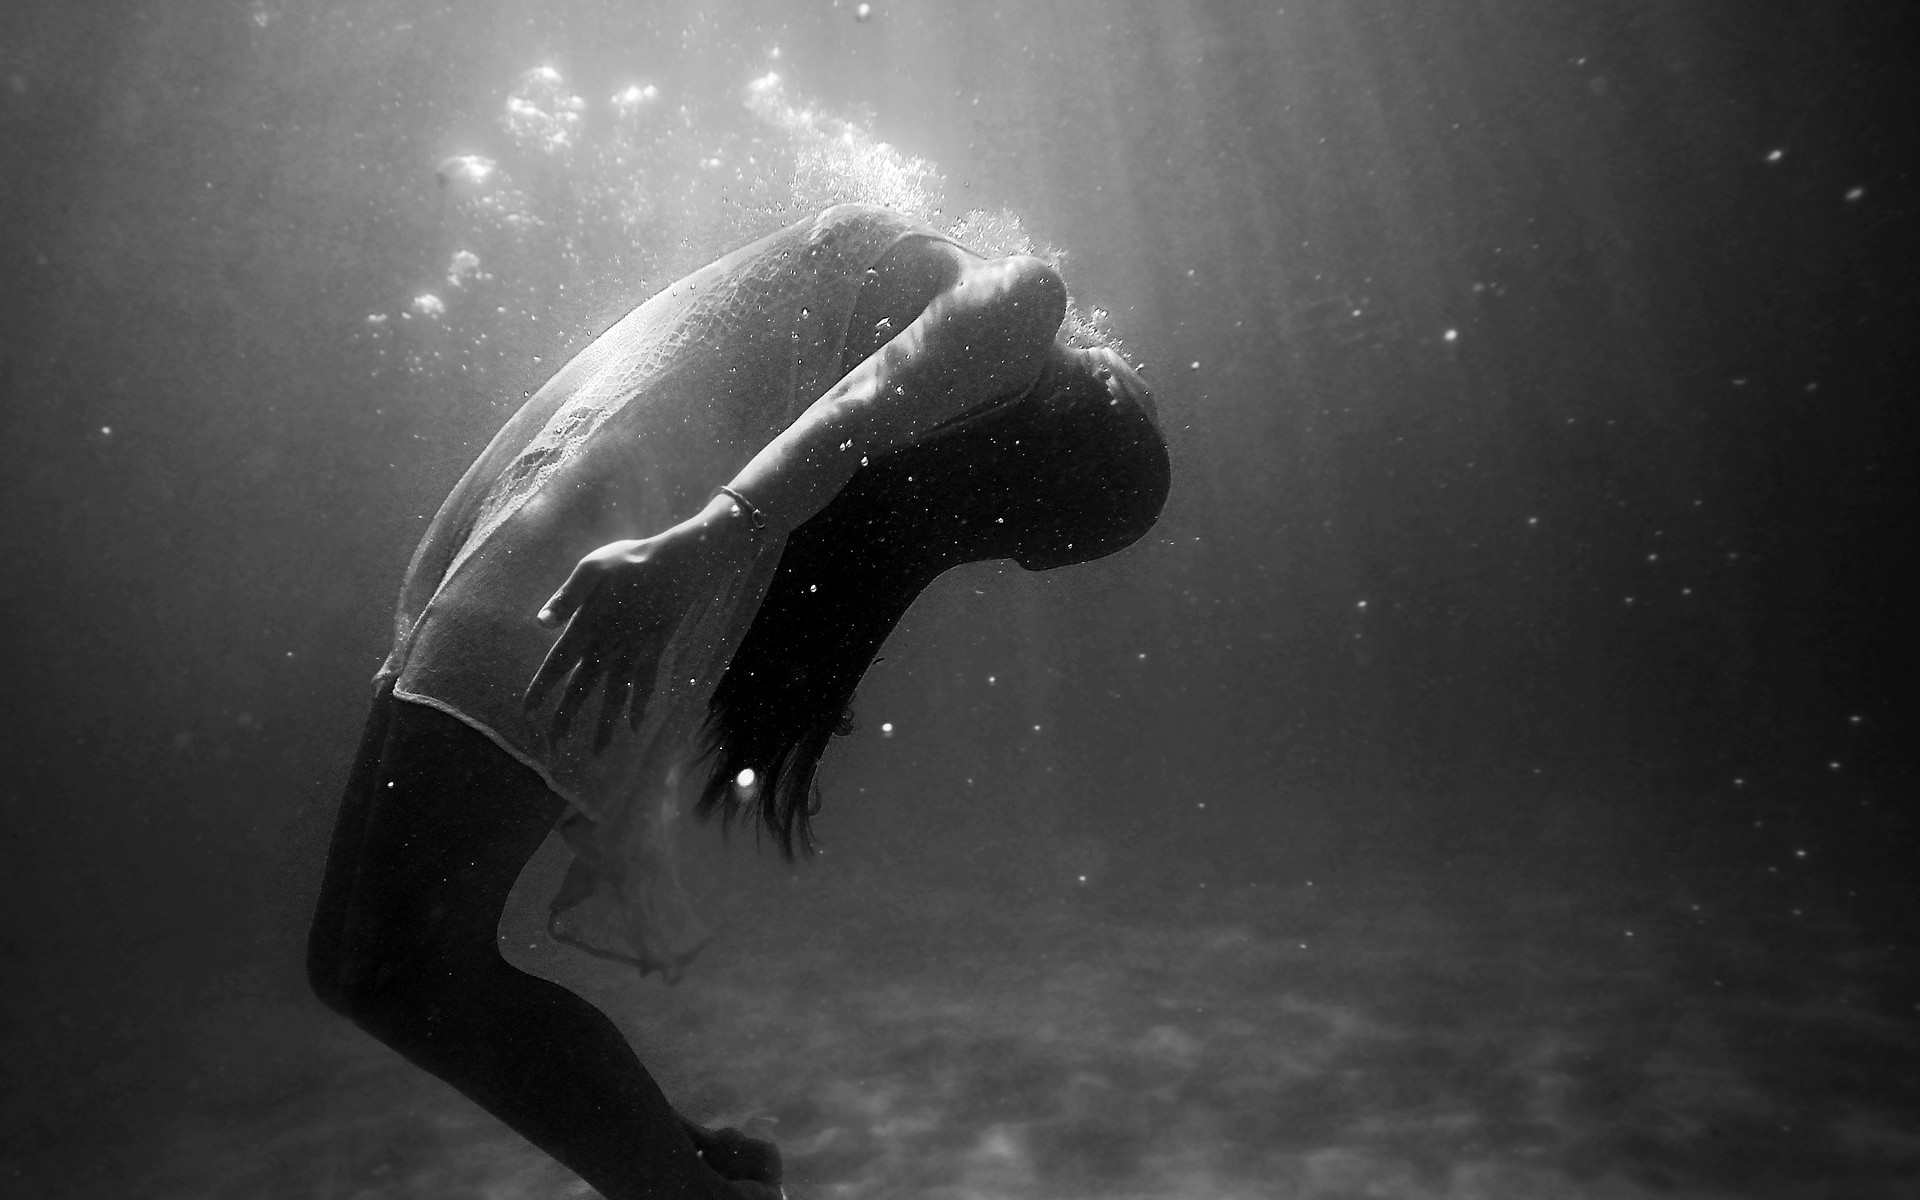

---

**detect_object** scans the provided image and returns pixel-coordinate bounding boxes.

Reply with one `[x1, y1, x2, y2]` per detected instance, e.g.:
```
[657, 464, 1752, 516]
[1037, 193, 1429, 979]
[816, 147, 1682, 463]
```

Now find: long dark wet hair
[695, 350, 1170, 856]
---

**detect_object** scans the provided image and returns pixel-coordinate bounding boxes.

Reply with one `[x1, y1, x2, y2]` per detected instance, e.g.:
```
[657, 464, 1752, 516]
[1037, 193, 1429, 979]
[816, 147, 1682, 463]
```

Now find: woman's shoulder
[804, 204, 948, 263]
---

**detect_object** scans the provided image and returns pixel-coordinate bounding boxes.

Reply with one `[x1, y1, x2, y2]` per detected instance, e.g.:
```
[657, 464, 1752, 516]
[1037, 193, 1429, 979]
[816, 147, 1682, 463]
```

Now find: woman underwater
[307, 203, 1170, 1199]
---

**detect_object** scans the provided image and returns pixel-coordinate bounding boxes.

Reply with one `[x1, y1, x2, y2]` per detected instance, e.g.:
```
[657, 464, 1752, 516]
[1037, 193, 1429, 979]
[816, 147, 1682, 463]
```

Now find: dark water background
[2, 1, 1916, 1197]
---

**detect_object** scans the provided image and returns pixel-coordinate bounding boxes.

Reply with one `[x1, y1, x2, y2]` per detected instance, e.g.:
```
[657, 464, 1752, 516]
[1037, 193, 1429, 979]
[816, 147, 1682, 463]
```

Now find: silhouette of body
[308, 206, 1168, 1199]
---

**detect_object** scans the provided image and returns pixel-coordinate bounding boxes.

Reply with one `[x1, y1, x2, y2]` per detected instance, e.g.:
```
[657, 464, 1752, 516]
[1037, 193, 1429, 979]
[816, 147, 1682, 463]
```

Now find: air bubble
[436, 154, 498, 196]
[447, 250, 482, 288]
[610, 84, 660, 115]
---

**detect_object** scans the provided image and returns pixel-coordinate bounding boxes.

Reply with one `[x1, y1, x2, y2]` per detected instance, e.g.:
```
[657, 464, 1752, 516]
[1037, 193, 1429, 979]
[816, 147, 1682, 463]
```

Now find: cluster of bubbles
[502, 65, 585, 154]
[357, 60, 1120, 384]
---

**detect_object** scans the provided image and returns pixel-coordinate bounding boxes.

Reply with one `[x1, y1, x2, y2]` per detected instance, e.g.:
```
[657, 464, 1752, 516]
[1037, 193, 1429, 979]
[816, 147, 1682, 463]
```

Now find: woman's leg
[307, 691, 759, 1200]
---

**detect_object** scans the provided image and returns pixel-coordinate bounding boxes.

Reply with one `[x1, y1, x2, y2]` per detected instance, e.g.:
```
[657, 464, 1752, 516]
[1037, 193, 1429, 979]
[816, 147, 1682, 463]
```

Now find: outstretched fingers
[537, 553, 609, 629]
[592, 654, 639, 752]
[602, 628, 672, 745]
[551, 643, 611, 745]
[523, 613, 592, 726]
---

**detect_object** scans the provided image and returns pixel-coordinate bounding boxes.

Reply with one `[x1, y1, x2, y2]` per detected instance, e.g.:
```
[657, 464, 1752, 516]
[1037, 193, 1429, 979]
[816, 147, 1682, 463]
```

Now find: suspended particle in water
[411, 293, 446, 318]
[736, 768, 757, 789]
[436, 154, 499, 197]
[855, 3, 873, 20]
[1765, 148, 1784, 163]
[1844, 186, 1865, 202]
[610, 83, 660, 115]
[1443, 328, 1458, 342]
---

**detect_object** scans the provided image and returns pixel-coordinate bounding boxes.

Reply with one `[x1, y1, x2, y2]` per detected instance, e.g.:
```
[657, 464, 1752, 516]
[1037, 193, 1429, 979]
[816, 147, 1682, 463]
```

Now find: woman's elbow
[999, 255, 1069, 348]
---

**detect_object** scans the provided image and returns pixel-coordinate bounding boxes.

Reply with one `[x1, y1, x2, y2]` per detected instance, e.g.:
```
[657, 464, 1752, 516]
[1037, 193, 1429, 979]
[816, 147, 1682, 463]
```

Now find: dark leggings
[307, 685, 754, 1200]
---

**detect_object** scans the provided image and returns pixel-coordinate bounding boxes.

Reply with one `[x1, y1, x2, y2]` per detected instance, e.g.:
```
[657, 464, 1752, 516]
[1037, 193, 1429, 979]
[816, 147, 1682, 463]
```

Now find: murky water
[4, 3, 1914, 1197]
[126, 864, 1916, 1200]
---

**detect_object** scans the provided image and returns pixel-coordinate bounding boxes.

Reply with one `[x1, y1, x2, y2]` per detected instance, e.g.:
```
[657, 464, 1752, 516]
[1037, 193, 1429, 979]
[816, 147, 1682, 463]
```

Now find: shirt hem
[388, 685, 593, 819]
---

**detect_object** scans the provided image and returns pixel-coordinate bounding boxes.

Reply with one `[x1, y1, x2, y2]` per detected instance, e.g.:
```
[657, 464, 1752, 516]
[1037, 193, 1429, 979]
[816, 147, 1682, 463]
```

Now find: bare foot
[681, 1119, 783, 1187]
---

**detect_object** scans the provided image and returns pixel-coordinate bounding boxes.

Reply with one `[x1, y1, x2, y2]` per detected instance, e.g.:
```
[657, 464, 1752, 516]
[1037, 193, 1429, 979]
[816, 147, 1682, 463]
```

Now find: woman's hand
[522, 494, 750, 751]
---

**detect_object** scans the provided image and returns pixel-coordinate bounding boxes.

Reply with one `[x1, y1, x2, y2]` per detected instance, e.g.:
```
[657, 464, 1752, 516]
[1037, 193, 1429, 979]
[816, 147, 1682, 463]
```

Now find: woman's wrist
[713, 485, 770, 531]
[702, 485, 776, 536]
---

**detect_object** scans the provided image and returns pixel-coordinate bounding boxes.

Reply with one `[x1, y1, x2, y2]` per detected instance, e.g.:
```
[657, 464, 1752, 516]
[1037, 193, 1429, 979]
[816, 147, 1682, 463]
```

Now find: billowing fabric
[377, 205, 948, 973]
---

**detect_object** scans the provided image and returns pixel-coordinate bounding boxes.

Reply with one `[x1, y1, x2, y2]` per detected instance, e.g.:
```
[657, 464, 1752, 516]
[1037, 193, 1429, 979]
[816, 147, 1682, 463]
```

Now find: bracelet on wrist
[715, 485, 769, 531]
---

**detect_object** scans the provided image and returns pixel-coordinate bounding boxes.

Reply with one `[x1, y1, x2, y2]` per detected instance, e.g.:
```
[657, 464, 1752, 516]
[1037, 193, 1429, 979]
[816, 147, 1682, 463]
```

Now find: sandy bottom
[83, 870, 1920, 1199]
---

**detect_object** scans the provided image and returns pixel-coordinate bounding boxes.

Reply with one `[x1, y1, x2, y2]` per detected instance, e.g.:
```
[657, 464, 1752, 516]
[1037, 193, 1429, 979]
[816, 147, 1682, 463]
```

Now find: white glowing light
[736, 768, 756, 788]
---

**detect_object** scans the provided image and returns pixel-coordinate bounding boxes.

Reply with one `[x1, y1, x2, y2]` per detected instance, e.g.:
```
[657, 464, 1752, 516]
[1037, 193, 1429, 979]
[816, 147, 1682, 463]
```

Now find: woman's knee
[318, 926, 506, 1035]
